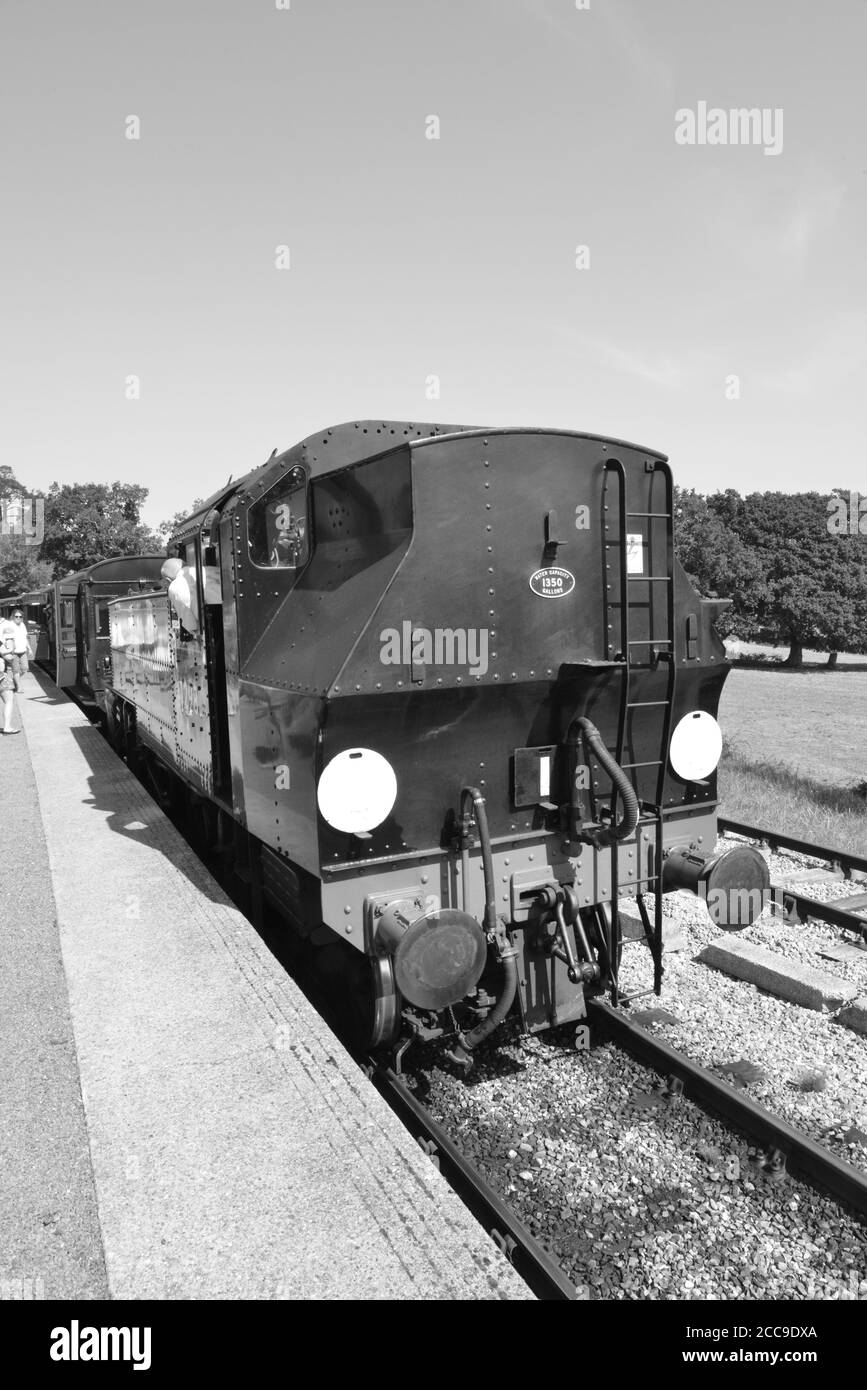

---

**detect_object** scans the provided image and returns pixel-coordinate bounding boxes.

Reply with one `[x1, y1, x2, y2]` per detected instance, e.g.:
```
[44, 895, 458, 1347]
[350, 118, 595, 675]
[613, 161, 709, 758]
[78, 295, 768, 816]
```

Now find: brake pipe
[569, 715, 639, 847]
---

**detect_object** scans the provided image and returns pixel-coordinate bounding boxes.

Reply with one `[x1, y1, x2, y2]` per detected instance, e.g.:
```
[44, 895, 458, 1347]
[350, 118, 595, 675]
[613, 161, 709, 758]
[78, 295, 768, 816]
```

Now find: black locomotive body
[107, 421, 767, 1057]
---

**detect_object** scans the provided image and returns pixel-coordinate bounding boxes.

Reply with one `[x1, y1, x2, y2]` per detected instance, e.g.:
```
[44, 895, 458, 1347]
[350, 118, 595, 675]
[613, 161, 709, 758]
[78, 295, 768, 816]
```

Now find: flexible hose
[447, 786, 516, 1065]
[572, 715, 639, 846]
[457, 949, 518, 1054]
[460, 786, 498, 934]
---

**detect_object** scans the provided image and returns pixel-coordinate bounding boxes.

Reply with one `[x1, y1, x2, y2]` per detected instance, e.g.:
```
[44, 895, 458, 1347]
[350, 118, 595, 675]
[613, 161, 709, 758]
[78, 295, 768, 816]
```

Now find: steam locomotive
[100, 420, 768, 1061]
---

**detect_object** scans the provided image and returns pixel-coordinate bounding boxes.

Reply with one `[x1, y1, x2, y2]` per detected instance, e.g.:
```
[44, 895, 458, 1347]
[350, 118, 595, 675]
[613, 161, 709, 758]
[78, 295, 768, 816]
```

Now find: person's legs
[1, 687, 17, 733]
[10, 655, 21, 694]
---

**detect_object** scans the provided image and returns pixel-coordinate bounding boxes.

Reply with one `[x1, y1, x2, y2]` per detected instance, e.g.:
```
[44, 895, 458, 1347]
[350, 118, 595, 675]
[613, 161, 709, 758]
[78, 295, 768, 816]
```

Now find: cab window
[95, 601, 110, 638]
[248, 466, 309, 570]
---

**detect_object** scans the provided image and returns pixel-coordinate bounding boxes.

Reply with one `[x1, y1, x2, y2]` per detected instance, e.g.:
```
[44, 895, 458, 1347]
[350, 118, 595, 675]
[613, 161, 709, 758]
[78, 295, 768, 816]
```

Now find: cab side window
[248, 466, 309, 570]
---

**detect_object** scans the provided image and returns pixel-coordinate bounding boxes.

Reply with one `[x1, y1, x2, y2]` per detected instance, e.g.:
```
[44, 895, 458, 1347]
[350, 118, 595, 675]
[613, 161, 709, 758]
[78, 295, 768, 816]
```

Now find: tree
[707, 490, 867, 666]
[0, 536, 54, 599]
[158, 499, 206, 545]
[0, 468, 50, 595]
[0, 468, 32, 503]
[40, 482, 163, 576]
[673, 487, 769, 638]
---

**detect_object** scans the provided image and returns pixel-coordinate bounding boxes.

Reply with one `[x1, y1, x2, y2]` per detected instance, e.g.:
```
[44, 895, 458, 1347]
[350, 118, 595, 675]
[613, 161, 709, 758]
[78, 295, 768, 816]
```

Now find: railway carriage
[42, 557, 164, 710]
[106, 421, 768, 1059]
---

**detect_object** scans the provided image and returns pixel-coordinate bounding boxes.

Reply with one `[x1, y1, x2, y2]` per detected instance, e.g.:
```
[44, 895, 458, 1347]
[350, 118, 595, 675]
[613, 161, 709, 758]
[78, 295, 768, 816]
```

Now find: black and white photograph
[1, 0, 865, 1351]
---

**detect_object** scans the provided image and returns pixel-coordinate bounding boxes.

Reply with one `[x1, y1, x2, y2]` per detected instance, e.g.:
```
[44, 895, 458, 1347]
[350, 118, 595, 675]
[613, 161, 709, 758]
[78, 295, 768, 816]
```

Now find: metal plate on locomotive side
[528, 566, 575, 599]
[513, 745, 561, 807]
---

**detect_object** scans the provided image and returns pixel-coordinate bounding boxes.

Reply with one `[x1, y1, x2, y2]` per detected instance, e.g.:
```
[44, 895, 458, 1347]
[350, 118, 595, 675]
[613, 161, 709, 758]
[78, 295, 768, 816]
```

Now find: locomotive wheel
[143, 755, 177, 812]
[105, 699, 123, 755]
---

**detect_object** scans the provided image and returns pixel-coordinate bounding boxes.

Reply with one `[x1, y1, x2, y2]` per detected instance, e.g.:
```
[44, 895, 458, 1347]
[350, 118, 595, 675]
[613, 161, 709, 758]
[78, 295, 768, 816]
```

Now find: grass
[716, 668, 867, 856]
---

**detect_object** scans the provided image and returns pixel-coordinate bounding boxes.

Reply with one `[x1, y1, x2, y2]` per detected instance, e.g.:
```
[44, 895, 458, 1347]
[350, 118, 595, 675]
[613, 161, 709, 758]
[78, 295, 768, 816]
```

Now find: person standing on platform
[0, 651, 19, 734]
[8, 608, 32, 692]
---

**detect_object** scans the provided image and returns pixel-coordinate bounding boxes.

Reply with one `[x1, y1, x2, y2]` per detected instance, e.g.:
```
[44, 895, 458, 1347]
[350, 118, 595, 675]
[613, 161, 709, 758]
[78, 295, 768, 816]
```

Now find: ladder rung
[626, 700, 670, 708]
[627, 575, 671, 582]
[620, 760, 663, 769]
[627, 639, 672, 646]
[627, 511, 670, 518]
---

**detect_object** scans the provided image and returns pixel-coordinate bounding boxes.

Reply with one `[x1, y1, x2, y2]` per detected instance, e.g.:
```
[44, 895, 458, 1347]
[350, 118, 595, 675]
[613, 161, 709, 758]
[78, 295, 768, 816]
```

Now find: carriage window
[95, 601, 110, 637]
[248, 466, 309, 570]
[60, 600, 74, 628]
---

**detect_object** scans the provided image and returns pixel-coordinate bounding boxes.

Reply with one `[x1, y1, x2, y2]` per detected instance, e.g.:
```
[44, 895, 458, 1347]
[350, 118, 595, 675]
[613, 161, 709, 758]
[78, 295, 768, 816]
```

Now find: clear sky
[2, 0, 865, 530]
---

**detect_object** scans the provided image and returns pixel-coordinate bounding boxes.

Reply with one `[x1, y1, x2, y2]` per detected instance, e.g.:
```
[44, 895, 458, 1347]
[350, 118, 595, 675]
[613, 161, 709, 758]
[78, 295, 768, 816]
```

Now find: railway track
[719, 817, 867, 942]
[589, 1000, 867, 1221]
[366, 1062, 582, 1300]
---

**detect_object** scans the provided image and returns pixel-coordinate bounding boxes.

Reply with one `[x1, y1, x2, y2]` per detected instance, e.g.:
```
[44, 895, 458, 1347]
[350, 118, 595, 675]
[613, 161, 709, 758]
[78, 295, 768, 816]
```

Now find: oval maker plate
[529, 566, 576, 599]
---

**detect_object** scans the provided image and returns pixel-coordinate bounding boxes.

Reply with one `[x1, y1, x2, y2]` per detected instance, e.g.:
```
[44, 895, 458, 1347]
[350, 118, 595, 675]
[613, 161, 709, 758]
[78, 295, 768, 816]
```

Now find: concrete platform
[697, 938, 859, 1013]
[0, 671, 108, 1300]
[12, 669, 531, 1300]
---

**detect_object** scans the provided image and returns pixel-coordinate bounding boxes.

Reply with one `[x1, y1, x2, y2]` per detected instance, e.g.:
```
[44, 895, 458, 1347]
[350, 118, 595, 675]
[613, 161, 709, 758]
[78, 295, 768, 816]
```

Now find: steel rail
[588, 999, 867, 1218]
[367, 1063, 581, 1301]
[771, 887, 867, 943]
[717, 818, 867, 941]
[718, 817, 867, 879]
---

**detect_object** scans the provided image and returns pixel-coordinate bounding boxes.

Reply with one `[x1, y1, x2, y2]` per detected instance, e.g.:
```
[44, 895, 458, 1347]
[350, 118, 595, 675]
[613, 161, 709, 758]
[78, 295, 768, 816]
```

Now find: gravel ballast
[415, 1031, 867, 1300]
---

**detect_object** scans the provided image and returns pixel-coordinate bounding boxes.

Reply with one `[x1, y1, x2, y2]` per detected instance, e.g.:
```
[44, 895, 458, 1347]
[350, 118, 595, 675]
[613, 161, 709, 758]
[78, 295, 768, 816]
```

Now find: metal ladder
[601, 457, 677, 1001]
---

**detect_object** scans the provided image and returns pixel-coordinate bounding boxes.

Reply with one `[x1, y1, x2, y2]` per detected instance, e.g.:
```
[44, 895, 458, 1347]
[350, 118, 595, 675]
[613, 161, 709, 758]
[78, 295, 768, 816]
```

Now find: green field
[716, 668, 867, 854]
